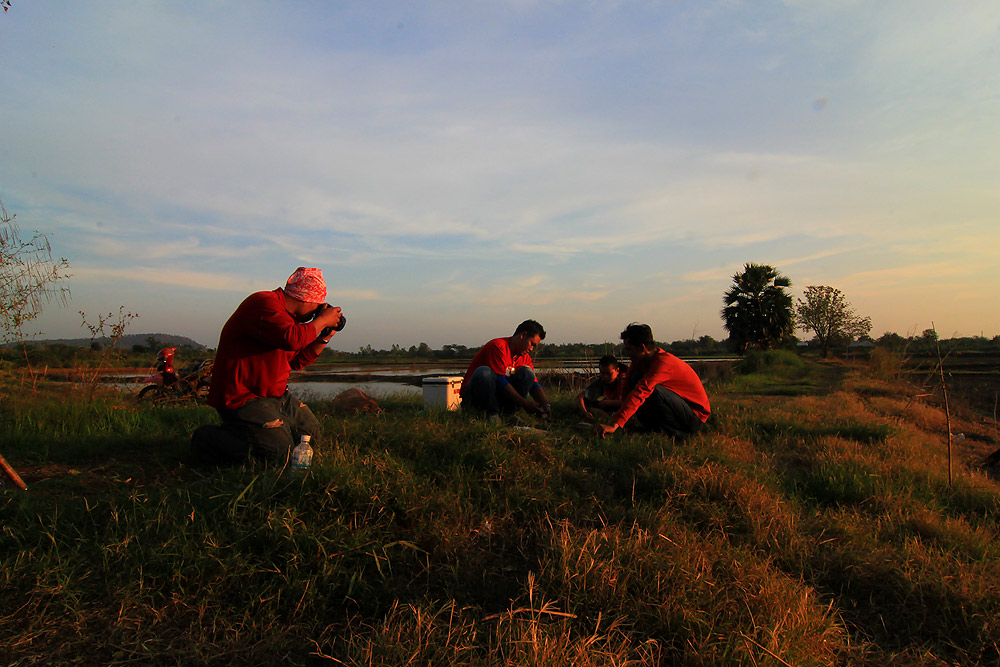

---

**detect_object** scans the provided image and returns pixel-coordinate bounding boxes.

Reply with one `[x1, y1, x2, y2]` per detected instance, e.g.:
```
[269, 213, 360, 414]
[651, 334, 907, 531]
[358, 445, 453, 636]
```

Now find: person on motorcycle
[136, 347, 179, 400]
[194, 267, 345, 464]
[154, 347, 178, 385]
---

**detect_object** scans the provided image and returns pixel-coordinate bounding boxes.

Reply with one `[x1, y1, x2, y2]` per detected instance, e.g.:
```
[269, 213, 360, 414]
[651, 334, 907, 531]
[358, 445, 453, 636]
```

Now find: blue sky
[2, 1, 998, 349]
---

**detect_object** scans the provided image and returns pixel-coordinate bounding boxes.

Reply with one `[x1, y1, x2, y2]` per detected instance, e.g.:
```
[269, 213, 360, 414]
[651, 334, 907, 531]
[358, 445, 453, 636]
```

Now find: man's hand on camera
[312, 305, 343, 339]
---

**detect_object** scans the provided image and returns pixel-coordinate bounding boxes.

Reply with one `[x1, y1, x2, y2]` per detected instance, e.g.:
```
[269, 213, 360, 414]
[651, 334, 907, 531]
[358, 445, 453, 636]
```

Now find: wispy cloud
[69, 267, 277, 294]
[4, 1, 999, 345]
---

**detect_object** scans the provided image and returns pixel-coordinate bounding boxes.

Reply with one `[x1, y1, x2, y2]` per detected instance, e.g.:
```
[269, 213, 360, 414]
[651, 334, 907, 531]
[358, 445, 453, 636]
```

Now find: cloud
[681, 267, 738, 284]
[847, 260, 993, 290]
[83, 237, 267, 263]
[68, 267, 275, 294]
[778, 247, 861, 269]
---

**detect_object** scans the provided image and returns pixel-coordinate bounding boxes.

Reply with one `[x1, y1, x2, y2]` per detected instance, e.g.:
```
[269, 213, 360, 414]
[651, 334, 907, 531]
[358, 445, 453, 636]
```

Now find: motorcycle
[136, 346, 213, 403]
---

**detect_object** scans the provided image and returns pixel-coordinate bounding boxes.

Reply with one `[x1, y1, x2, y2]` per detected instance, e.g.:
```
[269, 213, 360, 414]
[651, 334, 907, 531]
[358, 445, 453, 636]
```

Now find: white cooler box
[422, 376, 463, 411]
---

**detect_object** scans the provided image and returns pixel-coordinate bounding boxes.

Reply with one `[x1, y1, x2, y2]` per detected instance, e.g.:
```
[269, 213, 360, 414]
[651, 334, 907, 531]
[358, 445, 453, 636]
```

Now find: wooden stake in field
[932, 322, 953, 486]
[0, 453, 28, 491]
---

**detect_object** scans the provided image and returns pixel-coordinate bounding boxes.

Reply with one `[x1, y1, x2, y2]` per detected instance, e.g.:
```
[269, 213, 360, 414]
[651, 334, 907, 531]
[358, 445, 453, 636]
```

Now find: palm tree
[721, 263, 794, 353]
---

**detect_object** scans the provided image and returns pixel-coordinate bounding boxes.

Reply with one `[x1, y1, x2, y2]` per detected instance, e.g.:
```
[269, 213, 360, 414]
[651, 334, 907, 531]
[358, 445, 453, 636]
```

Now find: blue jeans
[634, 386, 703, 438]
[462, 365, 536, 416]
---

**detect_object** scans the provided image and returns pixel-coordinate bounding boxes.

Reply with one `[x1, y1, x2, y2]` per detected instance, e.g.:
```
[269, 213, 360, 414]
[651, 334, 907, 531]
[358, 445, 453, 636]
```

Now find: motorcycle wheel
[137, 385, 164, 402]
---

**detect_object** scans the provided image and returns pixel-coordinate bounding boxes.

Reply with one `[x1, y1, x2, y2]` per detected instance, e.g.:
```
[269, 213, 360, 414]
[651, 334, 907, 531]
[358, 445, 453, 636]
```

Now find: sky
[2, 1, 998, 351]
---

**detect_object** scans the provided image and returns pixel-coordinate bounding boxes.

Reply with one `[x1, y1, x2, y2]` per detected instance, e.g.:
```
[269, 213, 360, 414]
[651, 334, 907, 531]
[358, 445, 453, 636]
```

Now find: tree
[1, 200, 71, 346]
[876, 331, 907, 350]
[795, 285, 872, 358]
[721, 263, 794, 353]
[441, 344, 469, 358]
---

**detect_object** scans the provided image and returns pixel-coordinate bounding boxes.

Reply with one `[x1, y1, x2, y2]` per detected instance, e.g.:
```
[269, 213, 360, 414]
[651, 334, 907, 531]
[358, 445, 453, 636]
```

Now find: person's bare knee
[263, 418, 284, 428]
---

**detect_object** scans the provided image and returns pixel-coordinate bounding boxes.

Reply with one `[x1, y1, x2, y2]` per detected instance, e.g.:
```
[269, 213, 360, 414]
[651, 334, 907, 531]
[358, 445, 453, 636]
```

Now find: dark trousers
[462, 365, 536, 415]
[634, 386, 703, 438]
[192, 392, 321, 464]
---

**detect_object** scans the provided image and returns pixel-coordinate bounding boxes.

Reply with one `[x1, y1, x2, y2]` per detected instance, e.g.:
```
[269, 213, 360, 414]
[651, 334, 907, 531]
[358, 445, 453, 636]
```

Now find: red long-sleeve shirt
[208, 289, 322, 410]
[613, 349, 711, 429]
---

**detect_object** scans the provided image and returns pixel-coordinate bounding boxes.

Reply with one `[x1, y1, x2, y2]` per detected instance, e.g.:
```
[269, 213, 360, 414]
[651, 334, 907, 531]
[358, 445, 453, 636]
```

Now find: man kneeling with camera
[194, 267, 345, 464]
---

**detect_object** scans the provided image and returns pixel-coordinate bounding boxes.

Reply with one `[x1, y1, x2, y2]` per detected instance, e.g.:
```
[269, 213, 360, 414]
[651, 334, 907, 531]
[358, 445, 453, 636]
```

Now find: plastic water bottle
[290, 434, 313, 474]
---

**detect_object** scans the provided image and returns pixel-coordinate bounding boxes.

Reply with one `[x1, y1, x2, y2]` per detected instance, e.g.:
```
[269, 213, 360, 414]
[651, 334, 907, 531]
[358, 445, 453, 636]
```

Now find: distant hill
[26, 333, 208, 350]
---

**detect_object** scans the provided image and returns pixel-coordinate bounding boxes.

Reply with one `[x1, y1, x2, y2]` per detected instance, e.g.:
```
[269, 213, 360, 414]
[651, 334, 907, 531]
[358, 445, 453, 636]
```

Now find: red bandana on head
[284, 267, 326, 303]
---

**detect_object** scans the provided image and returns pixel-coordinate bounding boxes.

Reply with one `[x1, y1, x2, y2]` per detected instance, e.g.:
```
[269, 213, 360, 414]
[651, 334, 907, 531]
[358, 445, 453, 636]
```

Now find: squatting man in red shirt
[460, 319, 553, 422]
[193, 267, 345, 464]
[592, 323, 711, 440]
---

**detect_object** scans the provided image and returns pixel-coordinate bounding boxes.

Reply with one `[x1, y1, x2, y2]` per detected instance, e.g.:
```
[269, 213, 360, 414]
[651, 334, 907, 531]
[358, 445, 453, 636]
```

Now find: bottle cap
[300, 434, 311, 443]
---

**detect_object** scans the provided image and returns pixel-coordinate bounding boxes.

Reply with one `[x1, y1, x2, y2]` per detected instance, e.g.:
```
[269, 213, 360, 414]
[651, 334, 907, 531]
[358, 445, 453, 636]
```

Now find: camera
[313, 303, 346, 335]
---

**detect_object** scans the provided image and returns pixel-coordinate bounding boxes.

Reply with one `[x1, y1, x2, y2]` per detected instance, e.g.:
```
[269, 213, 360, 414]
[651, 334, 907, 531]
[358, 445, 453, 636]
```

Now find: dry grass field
[2, 351, 999, 666]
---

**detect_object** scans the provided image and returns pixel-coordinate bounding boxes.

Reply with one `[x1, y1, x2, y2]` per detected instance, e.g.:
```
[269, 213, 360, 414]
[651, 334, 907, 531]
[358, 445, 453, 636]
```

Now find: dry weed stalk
[931, 322, 953, 485]
[984, 394, 1000, 468]
[75, 307, 138, 398]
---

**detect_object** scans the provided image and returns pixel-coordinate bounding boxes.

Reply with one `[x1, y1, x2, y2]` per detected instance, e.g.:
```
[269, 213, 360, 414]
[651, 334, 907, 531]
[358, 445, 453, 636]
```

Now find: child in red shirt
[576, 355, 625, 421]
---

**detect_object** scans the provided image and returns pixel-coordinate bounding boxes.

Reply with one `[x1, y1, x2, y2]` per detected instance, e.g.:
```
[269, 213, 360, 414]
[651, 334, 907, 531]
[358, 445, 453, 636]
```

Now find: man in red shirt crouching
[593, 323, 711, 440]
[194, 267, 345, 464]
[460, 319, 552, 422]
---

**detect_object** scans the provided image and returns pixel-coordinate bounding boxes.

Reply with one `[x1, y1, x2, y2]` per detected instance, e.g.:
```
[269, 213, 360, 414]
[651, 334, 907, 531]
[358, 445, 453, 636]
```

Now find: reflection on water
[111, 358, 733, 402]
[289, 380, 422, 400]
[306, 365, 465, 377]
[300, 358, 733, 381]
[105, 379, 421, 400]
